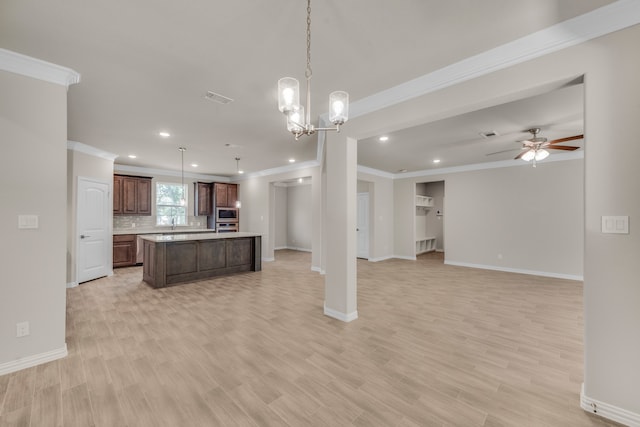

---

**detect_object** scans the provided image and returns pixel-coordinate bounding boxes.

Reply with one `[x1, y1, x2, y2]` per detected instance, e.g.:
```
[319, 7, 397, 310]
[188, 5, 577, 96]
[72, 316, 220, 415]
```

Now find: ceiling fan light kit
[516, 128, 582, 167]
[277, 0, 349, 140]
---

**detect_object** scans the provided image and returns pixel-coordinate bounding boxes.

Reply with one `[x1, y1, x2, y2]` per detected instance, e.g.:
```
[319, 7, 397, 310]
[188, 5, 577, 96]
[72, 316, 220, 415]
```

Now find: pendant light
[277, 0, 349, 140]
[178, 147, 186, 205]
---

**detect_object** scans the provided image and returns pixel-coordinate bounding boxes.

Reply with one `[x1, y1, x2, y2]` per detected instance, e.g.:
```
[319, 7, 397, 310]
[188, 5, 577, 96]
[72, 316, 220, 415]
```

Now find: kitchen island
[140, 232, 261, 288]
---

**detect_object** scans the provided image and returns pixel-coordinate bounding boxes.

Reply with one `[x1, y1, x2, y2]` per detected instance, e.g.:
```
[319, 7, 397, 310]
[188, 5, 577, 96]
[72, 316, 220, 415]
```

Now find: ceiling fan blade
[486, 148, 520, 156]
[514, 149, 530, 160]
[548, 134, 584, 145]
[547, 145, 580, 151]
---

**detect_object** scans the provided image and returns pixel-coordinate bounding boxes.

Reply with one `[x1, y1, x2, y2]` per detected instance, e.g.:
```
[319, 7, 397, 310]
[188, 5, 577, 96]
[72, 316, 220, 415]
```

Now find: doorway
[415, 180, 445, 258]
[77, 177, 110, 283]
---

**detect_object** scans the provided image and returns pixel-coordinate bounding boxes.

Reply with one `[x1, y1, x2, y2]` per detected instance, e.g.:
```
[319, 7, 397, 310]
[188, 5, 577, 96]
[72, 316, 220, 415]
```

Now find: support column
[324, 133, 358, 322]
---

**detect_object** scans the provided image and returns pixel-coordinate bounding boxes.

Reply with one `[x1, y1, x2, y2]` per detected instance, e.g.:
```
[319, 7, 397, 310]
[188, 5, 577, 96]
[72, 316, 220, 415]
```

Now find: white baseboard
[289, 247, 311, 253]
[274, 246, 288, 250]
[323, 303, 358, 322]
[66, 281, 78, 288]
[368, 256, 393, 262]
[581, 383, 640, 427]
[276, 246, 312, 253]
[444, 260, 583, 281]
[311, 265, 322, 273]
[394, 255, 417, 261]
[0, 344, 68, 376]
[262, 257, 275, 262]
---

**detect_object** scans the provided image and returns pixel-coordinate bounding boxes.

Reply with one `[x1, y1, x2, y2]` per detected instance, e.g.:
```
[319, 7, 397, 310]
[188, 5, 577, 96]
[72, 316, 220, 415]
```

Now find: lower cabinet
[113, 234, 136, 267]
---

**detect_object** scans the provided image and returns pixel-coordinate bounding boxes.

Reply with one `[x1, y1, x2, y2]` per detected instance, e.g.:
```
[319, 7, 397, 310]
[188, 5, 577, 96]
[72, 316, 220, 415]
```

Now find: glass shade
[329, 91, 349, 125]
[278, 77, 300, 113]
[287, 107, 305, 133]
[521, 150, 535, 161]
[535, 149, 549, 161]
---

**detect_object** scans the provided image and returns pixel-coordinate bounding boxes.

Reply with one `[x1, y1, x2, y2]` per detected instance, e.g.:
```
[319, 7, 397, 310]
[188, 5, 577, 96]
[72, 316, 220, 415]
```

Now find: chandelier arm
[314, 125, 341, 133]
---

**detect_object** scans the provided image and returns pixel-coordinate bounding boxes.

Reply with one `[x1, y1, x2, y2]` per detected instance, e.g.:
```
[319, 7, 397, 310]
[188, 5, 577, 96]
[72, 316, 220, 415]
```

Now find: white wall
[286, 184, 312, 251]
[446, 160, 583, 277]
[396, 160, 583, 278]
[357, 171, 394, 261]
[0, 70, 69, 371]
[274, 186, 288, 249]
[581, 26, 640, 419]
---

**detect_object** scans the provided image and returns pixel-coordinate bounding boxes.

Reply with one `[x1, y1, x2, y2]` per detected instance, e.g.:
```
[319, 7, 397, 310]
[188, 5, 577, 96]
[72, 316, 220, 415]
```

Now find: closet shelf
[415, 195, 434, 207]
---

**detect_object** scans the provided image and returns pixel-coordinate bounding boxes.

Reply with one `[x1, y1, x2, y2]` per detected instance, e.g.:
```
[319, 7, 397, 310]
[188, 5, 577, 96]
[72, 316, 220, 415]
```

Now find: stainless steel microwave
[216, 207, 239, 223]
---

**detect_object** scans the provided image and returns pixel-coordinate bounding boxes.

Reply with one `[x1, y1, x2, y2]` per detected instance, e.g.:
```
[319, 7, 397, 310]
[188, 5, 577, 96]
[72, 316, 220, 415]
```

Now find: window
[156, 182, 187, 226]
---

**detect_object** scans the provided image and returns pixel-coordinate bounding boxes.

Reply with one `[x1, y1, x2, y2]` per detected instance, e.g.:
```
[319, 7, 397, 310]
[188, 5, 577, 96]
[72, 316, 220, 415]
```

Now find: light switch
[601, 216, 629, 234]
[18, 215, 39, 229]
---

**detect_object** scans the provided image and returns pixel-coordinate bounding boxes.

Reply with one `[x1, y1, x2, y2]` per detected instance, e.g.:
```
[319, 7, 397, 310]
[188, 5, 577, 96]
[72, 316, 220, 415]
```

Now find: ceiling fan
[514, 127, 583, 163]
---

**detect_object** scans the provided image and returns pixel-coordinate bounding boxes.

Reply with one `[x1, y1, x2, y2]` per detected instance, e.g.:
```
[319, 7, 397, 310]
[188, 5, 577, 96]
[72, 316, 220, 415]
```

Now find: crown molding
[397, 150, 584, 179]
[234, 159, 320, 181]
[67, 141, 118, 161]
[0, 48, 80, 88]
[347, 0, 640, 120]
[357, 165, 395, 180]
[353, 151, 583, 181]
[114, 164, 230, 182]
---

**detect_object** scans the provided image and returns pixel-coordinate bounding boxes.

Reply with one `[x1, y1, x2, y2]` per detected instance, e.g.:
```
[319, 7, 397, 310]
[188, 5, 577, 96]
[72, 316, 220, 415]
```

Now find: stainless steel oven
[216, 223, 238, 233]
[215, 207, 239, 223]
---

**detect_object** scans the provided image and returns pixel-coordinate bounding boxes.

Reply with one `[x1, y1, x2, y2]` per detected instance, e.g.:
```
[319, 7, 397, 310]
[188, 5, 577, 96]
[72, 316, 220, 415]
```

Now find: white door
[77, 177, 110, 283]
[357, 193, 369, 259]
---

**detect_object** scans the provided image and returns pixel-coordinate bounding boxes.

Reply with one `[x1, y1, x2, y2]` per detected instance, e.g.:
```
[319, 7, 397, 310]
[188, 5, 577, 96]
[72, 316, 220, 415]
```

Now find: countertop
[113, 228, 212, 236]
[139, 232, 261, 242]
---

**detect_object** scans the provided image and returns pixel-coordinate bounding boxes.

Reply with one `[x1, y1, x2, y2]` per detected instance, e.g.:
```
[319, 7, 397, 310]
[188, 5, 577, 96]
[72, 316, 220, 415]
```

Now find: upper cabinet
[194, 182, 239, 216]
[214, 183, 238, 208]
[194, 182, 212, 216]
[113, 175, 152, 216]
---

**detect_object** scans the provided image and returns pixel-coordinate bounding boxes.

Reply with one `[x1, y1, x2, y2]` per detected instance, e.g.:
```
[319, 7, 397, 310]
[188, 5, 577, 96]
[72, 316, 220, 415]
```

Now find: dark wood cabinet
[227, 184, 238, 208]
[113, 175, 123, 214]
[215, 183, 228, 207]
[194, 182, 212, 216]
[113, 175, 152, 216]
[136, 178, 152, 214]
[113, 234, 136, 267]
[214, 183, 238, 208]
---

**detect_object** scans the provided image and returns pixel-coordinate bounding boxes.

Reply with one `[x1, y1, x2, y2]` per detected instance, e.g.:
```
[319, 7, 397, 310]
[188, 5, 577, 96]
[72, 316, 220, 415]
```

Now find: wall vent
[205, 91, 234, 104]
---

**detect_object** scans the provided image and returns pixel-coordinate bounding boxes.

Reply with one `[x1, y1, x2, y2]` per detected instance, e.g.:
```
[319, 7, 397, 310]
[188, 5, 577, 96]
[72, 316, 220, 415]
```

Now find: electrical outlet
[16, 321, 29, 338]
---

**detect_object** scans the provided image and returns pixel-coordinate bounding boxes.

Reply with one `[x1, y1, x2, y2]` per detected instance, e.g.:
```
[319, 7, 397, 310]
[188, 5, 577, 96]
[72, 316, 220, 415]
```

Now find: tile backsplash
[114, 215, 207, 230]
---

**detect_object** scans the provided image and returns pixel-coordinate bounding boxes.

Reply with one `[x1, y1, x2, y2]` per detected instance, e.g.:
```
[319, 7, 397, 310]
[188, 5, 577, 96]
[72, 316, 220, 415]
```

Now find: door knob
[80, 235, 91, 239]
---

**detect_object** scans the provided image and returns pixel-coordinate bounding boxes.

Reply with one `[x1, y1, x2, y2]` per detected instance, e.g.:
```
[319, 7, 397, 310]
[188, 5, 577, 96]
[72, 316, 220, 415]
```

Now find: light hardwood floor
[0, 250, 623, 426]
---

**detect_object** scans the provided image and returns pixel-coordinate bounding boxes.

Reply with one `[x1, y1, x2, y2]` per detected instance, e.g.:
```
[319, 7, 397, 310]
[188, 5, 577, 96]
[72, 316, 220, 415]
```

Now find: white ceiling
[0, 0, 615, 176]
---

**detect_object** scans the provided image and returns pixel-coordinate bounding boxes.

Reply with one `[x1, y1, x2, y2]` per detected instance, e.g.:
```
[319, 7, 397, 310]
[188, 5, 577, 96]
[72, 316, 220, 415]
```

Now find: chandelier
[277, 0, 349, 140]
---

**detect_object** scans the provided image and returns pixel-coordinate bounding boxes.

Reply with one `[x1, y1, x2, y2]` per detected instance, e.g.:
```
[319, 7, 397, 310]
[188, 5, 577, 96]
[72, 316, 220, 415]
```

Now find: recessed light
[298, 178, 303, 183]
[128, 154, 137, 159]
[433, 159, 441, 164]
[159, 131, 170, 138]
[191, 163, 198, 168]
[238, 170, 245, 174]
[289, 158, 296, 163]
[379, 136, 389, 142]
